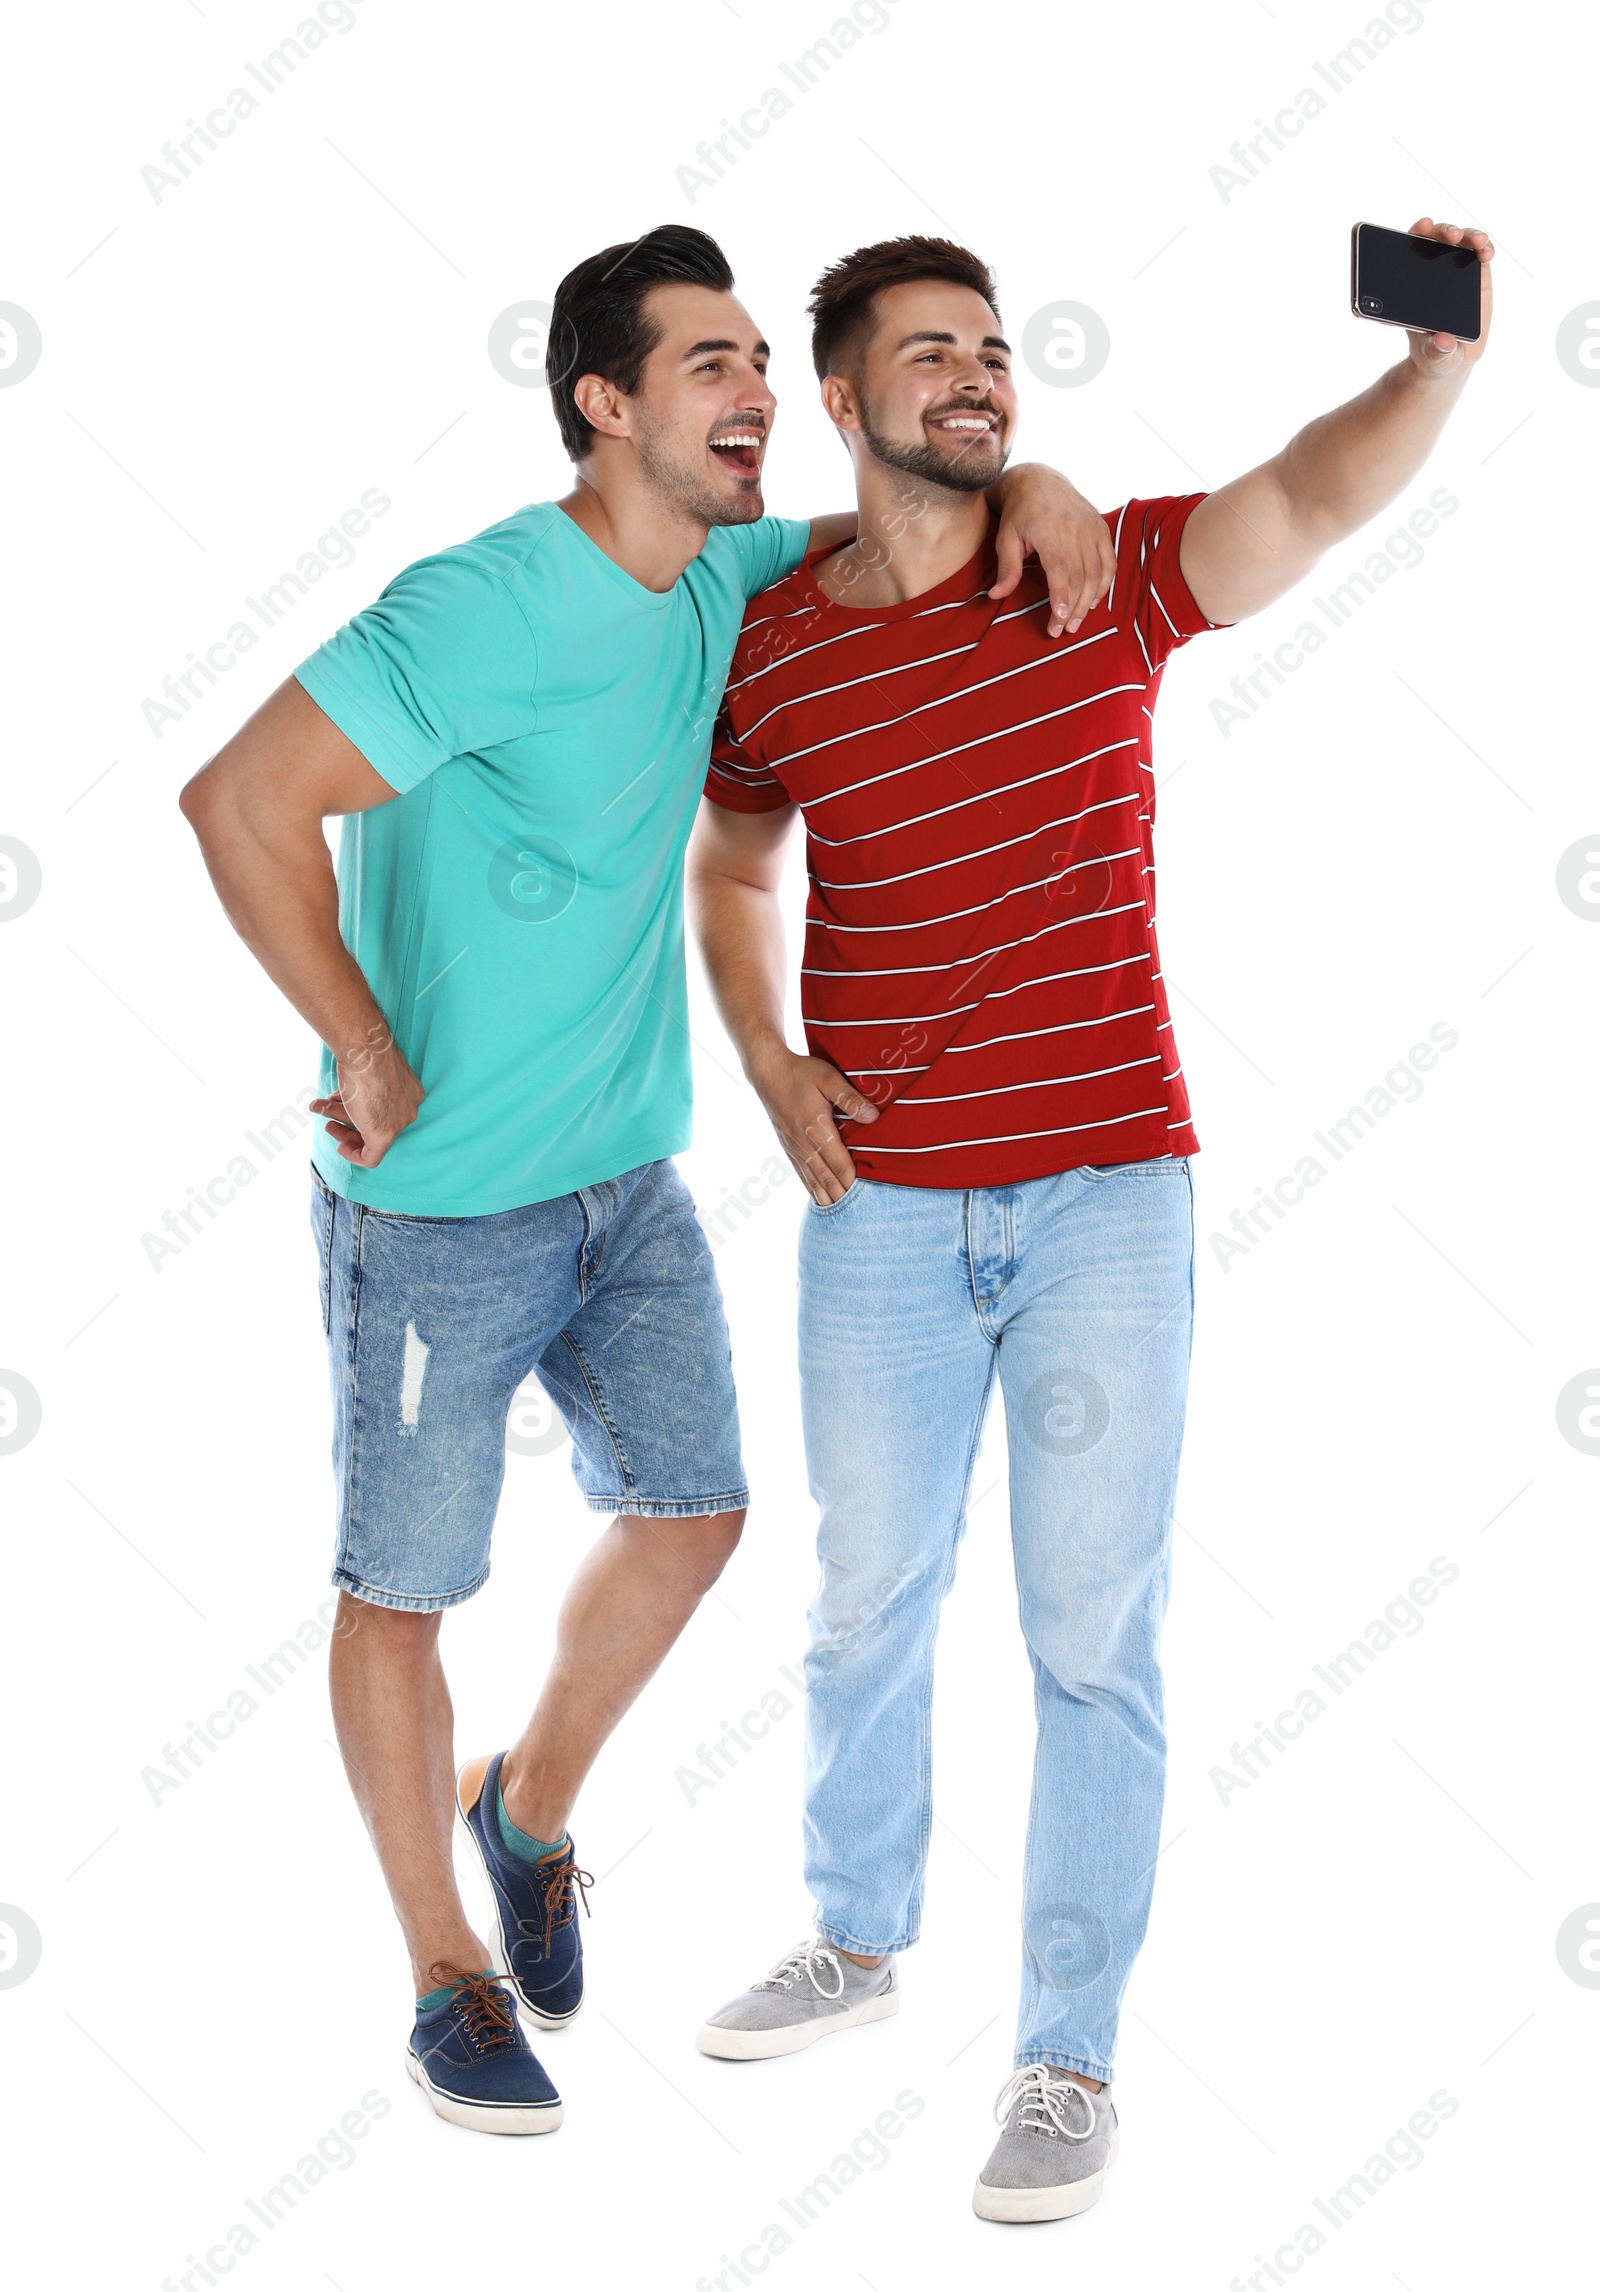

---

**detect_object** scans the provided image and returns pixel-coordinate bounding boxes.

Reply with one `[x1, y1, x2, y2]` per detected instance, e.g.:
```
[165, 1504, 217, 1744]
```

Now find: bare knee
[332, 1590, 443, 1669]
[660, 1506, 745, 1582]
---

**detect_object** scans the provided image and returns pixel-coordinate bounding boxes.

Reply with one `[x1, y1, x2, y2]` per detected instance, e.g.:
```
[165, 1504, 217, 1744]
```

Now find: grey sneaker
[973, 2064, 1118, 2222]
[696, 1938, 899, 2060]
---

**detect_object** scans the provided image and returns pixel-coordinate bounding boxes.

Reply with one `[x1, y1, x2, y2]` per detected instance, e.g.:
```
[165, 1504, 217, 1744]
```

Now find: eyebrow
[682, 337, 771, 360]
[896, 329, 1013, 354]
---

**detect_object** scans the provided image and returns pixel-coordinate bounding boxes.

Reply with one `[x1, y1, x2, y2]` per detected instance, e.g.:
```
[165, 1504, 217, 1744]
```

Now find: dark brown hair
[807, 235, 1001, 383]
[547, 226, 735, 463]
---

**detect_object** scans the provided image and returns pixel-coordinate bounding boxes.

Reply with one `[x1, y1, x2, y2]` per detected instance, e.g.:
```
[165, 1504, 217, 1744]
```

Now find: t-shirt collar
[797, 514, 1000, 623]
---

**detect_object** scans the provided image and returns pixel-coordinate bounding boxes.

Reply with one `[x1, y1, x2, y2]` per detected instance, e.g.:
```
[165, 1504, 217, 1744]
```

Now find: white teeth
[712, 433, 761, 447]
[936, 417, 993, 430]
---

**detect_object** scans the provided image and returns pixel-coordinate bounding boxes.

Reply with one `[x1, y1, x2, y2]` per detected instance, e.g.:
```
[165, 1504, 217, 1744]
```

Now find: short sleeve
[1108, 495, 1222, 680]
[714, 514, 810, 602]
[704, 703, 792, 814]
[295, 551, 539, 794]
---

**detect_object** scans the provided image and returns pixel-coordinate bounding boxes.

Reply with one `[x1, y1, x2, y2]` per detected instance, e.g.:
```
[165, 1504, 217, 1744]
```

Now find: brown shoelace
[539, 1852, 595, 1949]
[426, 1964, 517, 2050]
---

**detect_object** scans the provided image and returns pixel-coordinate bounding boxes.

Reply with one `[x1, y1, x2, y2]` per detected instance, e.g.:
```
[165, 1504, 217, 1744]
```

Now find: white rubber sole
[455, 1755, 582, 2031]
[696, 1984, 899, 2061]
[405, 2047, 563, 2136]
[972, 2124, 1119, 2222]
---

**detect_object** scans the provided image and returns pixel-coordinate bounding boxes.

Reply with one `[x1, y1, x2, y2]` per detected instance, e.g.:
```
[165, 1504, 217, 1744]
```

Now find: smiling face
[832, 279, 1017, 493]
[618, 282, 777, 527]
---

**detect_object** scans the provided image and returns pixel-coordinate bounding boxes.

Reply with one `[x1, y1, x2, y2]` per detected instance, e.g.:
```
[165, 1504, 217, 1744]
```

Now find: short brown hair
[807, 236, 1000, 383]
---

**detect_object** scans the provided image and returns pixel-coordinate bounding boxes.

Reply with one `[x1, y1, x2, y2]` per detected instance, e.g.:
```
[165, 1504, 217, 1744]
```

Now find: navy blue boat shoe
[457, 1751, 592, 2026]
[406, 1965, 563, 2136]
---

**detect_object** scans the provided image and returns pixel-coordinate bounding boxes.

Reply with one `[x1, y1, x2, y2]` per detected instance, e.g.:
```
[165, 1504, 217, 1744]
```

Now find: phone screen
[1352, 225, 1481, 340]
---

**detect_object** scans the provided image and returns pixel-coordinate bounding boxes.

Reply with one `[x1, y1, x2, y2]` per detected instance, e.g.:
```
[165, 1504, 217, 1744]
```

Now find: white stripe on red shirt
[705, 495, 1221, 1188]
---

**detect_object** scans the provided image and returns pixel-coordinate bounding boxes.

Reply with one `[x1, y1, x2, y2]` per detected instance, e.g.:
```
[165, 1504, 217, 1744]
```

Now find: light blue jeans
[798, 1160, 1194, 2082]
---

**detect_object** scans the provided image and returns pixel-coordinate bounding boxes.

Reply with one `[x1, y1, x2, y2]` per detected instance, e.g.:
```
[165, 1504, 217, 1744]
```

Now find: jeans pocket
[359, 1205, 468, 1224]
[1081, 1155, 1183, 1181]
[806, 1179, 865, 1218]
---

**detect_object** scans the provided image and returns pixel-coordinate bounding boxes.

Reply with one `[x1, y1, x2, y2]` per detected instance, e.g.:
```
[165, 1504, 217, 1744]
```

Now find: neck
[557, 454, 709, 593]
[817, 453, 993, 609]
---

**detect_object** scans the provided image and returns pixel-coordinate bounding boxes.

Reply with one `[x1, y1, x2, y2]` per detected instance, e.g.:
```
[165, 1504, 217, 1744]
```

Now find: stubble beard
[860, 417, 1008, 496]
[634, 407, 764, 529]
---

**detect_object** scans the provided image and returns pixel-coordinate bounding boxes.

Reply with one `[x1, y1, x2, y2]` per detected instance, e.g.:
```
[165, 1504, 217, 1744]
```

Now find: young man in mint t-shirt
[180, 223, 1112, 2134]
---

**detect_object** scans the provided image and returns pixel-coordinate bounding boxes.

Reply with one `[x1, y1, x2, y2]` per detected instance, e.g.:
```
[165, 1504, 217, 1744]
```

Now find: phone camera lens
[1363, 296, 1383, 314]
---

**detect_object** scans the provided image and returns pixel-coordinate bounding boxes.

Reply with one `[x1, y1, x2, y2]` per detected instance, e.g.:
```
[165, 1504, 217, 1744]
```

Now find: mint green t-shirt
[295, 502, 807, 1216]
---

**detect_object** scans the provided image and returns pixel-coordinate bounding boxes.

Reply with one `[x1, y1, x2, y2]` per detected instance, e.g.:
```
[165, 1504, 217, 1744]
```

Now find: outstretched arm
[1180, 219, 1494, 626]
[687, 798, 877, 1204]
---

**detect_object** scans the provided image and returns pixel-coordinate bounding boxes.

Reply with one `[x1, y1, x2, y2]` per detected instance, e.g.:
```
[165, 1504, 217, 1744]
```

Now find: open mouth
[927, 410, 1000, 442]
[708, 429, 764, 475]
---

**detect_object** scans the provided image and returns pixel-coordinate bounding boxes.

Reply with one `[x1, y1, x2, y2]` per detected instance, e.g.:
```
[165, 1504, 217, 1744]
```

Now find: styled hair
[807, 235, 1001, 383]
[547, 225, 735, 463]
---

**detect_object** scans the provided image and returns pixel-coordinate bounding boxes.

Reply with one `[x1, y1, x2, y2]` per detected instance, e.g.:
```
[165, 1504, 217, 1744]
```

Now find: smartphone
[1350, 223, 1481, 341]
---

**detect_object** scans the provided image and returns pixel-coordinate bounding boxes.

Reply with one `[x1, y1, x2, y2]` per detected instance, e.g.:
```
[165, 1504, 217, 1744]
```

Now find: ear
[819, 373, 863, 434]
[571, 372, 632, 444]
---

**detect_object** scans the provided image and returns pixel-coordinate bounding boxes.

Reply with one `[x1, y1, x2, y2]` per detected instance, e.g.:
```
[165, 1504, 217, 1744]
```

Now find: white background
[1, 0, 1595, 2285]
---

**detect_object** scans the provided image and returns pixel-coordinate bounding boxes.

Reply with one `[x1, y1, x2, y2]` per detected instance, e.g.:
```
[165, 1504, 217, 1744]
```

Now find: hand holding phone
[1351, 218, 1494, 375]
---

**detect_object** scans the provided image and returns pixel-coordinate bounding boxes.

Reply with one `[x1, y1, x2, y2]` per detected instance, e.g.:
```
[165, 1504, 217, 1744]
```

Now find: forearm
[807, 510, 856, 555]
[688, 812, 876, 1203]
[985, 459, 1091, 515]
[1185, 353, 1471, 622]
[184, 794, 389, 1063]
[690, 868, 791, 1082]
[1276, 354, 1469, 549]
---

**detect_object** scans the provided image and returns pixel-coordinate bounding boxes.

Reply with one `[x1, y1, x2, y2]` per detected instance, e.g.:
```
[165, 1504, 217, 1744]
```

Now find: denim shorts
[310, 1157, 748, 1612]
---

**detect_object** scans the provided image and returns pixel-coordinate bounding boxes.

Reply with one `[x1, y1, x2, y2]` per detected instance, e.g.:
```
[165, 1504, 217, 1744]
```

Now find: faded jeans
[797, 1159, 1195, 2082]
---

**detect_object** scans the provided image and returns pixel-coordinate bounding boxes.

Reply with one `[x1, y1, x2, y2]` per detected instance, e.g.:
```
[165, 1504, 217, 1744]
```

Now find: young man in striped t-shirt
[689, 227, 1493, 2219]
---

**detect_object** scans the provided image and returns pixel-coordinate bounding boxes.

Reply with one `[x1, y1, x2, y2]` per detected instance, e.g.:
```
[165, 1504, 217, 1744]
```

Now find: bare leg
[499, 1510, 744, 1842]
[329, 1510, 744, 1992]
[328, 1594, 490, 1995]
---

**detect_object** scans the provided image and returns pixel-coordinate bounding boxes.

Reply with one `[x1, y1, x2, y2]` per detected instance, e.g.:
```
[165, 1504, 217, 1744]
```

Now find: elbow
[177, 767, 207, 828]
[177, 760, 223, 841]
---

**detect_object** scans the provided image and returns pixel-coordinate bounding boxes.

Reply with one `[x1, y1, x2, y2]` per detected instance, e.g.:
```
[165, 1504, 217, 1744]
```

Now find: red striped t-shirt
[705, 495, 1221, 1189]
